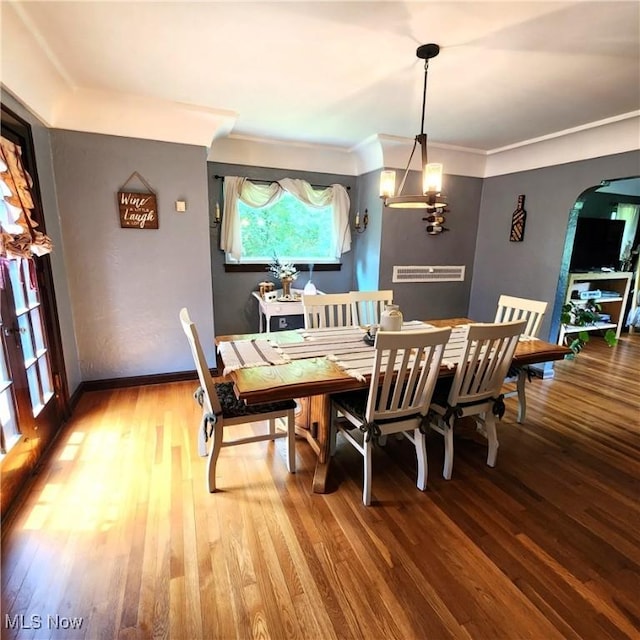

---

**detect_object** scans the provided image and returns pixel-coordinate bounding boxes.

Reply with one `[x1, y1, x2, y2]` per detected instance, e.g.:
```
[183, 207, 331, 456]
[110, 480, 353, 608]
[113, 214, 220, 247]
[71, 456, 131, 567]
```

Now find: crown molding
[209, 135, 358, 176]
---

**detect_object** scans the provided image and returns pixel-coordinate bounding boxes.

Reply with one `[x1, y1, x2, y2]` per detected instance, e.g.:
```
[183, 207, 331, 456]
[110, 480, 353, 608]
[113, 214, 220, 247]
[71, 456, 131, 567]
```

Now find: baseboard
[78, 369, 216, 393]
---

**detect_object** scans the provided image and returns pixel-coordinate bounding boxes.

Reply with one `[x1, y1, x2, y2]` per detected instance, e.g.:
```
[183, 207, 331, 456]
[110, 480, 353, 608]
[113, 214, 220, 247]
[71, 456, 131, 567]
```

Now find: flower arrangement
[267, 255, 299, 281]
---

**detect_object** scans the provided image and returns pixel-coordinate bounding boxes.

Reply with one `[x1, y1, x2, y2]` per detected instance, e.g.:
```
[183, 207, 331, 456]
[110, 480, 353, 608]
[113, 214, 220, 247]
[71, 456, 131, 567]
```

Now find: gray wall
[353, 169, 383, 292]
[2, 91, 82, 394]
[377, 170, 483, 322]
[50, 130, 214, 379]
[469, 151, 640, 342]
[208, 162, 359, 336]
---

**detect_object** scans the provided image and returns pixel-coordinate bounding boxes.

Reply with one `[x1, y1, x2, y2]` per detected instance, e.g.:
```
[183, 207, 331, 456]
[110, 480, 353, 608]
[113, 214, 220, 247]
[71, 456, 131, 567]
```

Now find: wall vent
[392, 265, 466, 283]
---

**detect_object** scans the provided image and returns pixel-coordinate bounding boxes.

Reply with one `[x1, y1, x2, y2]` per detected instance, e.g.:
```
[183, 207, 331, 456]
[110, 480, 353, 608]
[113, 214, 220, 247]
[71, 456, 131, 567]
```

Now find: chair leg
[197, 411, 208, 458]
[206, 420, 224, 492]
[485, 413, 499, 468]
[285, 409, 296, 473]
[516, 369, 527, 423]
[442, 420, 454, 480]
[269, 417, 276, 435]
[363, 438, 372, 506]
[414, 428, 428, 490]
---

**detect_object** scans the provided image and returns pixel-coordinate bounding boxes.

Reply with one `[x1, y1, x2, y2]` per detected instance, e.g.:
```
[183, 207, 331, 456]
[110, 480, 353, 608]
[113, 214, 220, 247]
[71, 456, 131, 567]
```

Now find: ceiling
[3, 1, 640, 153]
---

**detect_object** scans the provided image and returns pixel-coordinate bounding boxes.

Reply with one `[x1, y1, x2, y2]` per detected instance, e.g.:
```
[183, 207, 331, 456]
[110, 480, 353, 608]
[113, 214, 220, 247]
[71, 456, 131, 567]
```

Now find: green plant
[561, 299, 618, 357]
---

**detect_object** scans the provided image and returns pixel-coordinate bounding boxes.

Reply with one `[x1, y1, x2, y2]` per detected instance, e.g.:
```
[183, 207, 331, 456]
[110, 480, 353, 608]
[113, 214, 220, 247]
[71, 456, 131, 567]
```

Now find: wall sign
[117, 171, 158, 229]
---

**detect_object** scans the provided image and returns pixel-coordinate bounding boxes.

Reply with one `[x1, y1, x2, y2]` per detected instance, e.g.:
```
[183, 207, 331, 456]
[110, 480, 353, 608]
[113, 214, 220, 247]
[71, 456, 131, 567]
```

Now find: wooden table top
[216, 318, 571, 405]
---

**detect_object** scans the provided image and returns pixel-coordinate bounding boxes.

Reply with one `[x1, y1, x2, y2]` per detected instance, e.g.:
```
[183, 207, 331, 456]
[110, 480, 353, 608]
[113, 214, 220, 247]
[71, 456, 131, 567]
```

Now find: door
[1, 105, 68, 519]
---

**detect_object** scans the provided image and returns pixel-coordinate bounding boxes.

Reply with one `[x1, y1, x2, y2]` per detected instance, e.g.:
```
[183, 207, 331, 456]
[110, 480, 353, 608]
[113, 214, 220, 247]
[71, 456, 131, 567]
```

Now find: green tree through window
[238, 192, 335, 262]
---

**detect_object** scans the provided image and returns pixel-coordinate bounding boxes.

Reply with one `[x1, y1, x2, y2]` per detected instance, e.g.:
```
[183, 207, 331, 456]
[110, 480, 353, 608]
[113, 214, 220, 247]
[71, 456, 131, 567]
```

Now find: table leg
[310, 394, 333, 493]
[293, 394, 333, 493]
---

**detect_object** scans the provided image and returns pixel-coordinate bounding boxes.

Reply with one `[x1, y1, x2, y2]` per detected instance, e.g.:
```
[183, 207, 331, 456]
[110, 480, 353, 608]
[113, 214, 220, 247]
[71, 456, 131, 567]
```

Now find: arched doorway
[552, 176, 640, 346]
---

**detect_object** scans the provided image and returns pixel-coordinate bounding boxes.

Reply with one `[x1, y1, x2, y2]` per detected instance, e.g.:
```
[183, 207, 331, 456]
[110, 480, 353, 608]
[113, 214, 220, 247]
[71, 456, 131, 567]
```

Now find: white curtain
[616, 203, 639, 260]
[220, 176, 351, 261]
[1, 136, 53, 259]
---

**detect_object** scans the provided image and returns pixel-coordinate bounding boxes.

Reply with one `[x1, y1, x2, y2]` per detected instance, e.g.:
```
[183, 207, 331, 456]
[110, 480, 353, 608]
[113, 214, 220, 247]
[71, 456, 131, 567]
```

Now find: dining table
[215, 318, 571, 493]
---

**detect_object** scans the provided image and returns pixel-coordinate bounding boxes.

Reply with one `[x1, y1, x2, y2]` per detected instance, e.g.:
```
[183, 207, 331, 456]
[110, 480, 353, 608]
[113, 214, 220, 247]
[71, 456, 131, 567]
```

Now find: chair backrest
[365, 328, 452, 424]
[179, 308, 222, 416]
[448, 320, 527, 407]
[495, 295, 548, 338]
[302, 293, 353, 329]
[350, 290, 394, 326]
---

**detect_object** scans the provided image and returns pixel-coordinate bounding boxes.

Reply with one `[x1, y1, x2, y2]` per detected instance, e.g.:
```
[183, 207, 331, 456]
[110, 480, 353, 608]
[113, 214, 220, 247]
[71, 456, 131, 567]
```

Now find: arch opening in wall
[552, 176, 640, 346]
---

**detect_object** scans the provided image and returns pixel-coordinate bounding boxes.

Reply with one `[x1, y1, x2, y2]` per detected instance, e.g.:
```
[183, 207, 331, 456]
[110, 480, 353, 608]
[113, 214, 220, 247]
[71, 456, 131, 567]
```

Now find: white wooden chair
[330, 327, 452, 505]
[350, 290, 394, 327]
[494, 295, 548, 423]
[429, 320, 526, 480]
[179, 308, 296, 492]
[302, 292, 353, 329]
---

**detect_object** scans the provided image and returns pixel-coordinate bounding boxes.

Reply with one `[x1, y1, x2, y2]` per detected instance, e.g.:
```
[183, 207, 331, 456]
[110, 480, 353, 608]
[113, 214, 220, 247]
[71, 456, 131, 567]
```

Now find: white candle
[215, 203, 221, 222]
[355, 212, 360, 226]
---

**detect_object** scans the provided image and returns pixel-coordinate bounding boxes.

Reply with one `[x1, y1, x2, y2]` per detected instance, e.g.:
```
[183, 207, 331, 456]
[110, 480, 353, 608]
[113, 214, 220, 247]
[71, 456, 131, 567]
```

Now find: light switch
[175, 200, 187, 212]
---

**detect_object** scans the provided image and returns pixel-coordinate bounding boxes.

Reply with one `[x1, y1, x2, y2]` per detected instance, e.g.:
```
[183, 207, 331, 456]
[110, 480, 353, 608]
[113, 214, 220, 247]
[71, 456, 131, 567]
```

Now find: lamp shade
[379, 170, 396, 198]
[423, 163, 443, 194]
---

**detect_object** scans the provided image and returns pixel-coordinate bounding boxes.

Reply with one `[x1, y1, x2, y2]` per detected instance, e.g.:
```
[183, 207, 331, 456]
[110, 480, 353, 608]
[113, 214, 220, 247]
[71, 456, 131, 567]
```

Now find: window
[220, 176, 351, 265]
[237, 192, 335, 262]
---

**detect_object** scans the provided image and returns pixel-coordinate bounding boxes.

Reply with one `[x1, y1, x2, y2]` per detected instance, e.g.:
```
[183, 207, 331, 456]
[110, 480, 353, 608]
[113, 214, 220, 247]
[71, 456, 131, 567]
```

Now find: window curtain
[220, 176, 351, 261]
[0, 136, 53, 260]
[616, 203, 639, 260]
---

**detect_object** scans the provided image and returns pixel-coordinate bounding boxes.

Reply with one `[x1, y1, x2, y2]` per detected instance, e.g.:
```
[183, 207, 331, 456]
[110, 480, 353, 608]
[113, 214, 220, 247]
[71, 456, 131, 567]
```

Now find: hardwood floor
[2, 335, 639, 639]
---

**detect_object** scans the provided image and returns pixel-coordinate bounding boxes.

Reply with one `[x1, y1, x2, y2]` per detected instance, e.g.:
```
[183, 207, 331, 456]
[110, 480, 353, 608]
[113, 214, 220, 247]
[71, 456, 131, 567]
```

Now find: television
[569, 217, 625, 272]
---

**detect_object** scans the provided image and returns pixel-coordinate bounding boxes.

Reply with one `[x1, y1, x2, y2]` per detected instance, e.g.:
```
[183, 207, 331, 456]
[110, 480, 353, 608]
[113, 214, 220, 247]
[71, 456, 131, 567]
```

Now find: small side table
[252, 289, 322, 333]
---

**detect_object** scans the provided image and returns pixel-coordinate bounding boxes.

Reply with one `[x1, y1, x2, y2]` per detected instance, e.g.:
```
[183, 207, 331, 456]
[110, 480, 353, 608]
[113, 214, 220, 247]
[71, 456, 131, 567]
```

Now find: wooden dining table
[215, 318, 571, 493]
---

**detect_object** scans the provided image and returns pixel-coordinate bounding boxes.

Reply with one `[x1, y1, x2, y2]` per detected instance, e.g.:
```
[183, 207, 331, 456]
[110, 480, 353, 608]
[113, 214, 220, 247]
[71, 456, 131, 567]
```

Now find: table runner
[217, 338, 289, 376]
[218, 322, 470, 380]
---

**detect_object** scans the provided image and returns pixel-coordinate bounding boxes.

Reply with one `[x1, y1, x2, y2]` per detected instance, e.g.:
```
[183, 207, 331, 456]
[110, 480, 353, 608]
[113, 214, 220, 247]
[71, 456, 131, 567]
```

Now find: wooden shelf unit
[558, 271, 632, 345]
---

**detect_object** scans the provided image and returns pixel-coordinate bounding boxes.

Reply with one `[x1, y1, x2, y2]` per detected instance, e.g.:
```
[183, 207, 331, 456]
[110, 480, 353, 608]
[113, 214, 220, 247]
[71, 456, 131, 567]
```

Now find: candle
[355, 212, 360, 226]
[215, 202, 221, 222]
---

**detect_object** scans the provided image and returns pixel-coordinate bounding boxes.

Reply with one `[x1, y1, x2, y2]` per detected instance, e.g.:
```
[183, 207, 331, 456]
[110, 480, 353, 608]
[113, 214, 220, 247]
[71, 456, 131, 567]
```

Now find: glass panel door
[0, 315, 20, 454]
[7, 258, 54, 417]
[1, 104, 67, 519]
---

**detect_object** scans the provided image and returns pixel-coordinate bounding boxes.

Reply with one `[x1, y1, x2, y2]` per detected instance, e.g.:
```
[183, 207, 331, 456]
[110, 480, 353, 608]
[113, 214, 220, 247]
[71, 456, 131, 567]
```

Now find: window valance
[220, 176, 351, 261]
[0, 136, 53, 260]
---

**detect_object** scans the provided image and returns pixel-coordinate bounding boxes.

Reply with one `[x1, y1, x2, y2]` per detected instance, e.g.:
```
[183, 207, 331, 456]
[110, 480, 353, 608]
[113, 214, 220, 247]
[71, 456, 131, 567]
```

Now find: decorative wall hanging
[0, 136, 53, 259]
[509, 194, 527, 242]
[117, 171, 158, 230]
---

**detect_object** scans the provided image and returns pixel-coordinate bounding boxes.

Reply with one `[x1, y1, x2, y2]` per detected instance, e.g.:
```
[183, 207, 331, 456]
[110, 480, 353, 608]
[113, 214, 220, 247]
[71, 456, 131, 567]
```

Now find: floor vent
[392, 265, 466, 283]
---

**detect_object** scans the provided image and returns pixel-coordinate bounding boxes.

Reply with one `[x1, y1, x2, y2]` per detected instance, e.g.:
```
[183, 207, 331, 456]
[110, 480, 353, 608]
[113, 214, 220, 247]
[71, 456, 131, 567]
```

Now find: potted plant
[561, 299, 617, 356]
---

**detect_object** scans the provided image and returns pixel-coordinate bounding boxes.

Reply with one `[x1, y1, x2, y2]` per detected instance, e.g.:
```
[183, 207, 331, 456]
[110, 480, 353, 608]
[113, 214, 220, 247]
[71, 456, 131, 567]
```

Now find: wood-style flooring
[1, 335, 639, 639]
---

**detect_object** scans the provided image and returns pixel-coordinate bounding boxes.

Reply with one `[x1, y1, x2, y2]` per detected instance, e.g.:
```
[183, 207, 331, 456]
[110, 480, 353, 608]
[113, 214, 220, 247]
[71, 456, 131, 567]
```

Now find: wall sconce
[354, 209, 369, 234]
[212, 202, 221, 227]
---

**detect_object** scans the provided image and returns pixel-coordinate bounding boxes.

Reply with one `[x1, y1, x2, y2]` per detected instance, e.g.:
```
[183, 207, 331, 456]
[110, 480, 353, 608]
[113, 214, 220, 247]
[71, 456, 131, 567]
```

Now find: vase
[281, 277, 293, 298]
[380, 304, 403, 331]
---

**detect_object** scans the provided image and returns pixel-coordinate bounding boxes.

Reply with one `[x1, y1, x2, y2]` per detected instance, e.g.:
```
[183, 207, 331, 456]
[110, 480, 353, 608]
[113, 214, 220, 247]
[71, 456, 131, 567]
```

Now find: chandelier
[380, 43, 449, 231]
